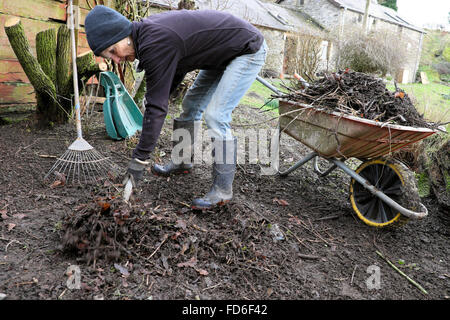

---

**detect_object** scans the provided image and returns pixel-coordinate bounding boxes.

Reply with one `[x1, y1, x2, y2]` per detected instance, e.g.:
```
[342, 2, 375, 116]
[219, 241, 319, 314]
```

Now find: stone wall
[258, 27, 286, 77]
[341, 9, 422, 83]
[370, 18, 423, 83]
[297, 0, 423, 83]
[290, 0, 342, 30]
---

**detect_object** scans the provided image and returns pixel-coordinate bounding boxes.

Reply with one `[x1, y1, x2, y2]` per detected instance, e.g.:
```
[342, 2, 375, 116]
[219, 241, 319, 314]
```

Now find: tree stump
[4, 18, 107, 124]
[36, 28, 57, 85]
[77, 51, 108, 84]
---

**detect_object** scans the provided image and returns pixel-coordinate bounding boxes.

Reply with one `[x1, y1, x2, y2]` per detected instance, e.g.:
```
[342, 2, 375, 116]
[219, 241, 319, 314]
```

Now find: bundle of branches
[281, 70, 437, 129]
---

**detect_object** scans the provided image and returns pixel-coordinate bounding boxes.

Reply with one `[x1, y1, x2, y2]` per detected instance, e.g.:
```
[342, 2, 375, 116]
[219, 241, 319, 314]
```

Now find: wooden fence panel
[0, 0, 67, 23]
[0, 59, 30, 82]
[0, 83, 35, 104]
[0, 14, 63, 59]
[0, 0, 112, 109]
[0, 0, 115, 109]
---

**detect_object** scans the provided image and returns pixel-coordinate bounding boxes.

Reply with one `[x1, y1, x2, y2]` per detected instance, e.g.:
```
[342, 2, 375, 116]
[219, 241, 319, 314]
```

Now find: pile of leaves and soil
[58, 191, 228, 272]
[280, 70, 438, 129]
[58, 190, 300, 286]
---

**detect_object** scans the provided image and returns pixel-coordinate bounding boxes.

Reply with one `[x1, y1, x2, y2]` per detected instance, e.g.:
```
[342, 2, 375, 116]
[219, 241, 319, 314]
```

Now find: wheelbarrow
[256, 76, 439, 228]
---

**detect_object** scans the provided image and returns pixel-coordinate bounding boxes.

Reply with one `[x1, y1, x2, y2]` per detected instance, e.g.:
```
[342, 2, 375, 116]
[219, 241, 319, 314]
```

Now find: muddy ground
[0, 90, 449, 302]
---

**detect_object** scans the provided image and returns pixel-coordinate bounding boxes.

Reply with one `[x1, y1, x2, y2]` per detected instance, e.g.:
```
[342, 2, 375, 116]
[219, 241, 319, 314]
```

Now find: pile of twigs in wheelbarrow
[278, 70, 439, 129]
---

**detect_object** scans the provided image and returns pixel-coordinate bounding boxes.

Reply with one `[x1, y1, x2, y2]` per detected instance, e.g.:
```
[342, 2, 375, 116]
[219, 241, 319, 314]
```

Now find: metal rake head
[44, 137, 119, 186]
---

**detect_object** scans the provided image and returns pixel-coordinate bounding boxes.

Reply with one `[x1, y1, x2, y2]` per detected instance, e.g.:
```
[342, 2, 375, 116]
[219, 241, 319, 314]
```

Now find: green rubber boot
[191, 137, 237, 210]
[152, 119, 201, 176]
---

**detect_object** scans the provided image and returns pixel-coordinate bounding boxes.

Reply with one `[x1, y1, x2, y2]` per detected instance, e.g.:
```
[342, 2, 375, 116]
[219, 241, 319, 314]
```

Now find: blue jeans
[178, 41, 268, 140]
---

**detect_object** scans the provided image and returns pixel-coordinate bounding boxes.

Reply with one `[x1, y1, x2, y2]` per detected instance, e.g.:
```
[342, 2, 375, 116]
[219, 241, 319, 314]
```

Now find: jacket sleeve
[170, 71, 187, 95]
[132, 45, 182, 160]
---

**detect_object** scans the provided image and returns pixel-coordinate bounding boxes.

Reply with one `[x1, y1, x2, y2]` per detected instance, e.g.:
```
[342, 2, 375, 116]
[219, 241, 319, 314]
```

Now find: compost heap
[280, 70, 437, 129]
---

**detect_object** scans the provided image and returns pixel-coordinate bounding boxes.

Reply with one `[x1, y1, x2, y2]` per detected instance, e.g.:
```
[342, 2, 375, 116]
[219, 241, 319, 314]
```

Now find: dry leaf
[114, 263, 130, 277]
[12, 213, 26, 220]
[50, 180, 62, 189]
[197, 269, 209, 276]
[171, 231, 182, 240]
[273, 198, 289, 206]
[7, 223, 16, 231]
[0, 209, 8, 220]
[99, 202, 111, 214]
[177, 256, 197, 268]
[175, 219, 187, 230]
[394, 91, 405, 99]
[180, 241, 190, 255]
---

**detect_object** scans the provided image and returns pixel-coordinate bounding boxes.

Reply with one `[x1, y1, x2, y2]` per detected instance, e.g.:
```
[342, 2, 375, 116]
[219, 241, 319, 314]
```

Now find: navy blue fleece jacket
[130, 9, 264, 160]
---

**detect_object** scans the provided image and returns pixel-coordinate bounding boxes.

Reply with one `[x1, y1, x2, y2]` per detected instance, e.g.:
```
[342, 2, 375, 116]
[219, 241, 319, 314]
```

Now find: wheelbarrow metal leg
[330, 159, 428, 220]
[314, 157, 338, 177]
[278, 152, 317, 176]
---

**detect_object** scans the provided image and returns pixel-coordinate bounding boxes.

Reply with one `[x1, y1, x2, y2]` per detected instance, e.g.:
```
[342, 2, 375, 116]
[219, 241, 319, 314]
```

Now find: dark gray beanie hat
[85, 5, 132, 56]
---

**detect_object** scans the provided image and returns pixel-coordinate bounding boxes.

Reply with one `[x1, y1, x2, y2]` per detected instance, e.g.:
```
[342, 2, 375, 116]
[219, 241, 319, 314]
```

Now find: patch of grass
[386, 82, 450, 131]
[415, 172, 431, 197]
[240, 78, 285, 114]
[418, 65, 440, 82]
[420, 30, 450, 66]
[445, 170, 450, 192]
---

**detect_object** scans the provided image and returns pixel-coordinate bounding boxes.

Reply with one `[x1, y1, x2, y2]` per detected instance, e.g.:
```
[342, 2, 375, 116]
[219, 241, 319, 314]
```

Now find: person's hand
[122, 158, 150, 187]
[122, 158, 150, 202]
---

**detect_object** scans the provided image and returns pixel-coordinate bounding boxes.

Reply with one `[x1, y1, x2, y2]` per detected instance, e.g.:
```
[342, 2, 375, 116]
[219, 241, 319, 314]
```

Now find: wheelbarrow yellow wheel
[349, 159, 420, 228]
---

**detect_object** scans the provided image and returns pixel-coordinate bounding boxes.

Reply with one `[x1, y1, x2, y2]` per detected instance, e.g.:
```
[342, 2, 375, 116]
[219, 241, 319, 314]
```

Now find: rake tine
[44, 147, 119, 186]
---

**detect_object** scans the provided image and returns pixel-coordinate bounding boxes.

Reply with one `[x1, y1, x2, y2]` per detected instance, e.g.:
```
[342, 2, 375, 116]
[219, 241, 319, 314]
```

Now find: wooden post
[363, 0, 370, 34]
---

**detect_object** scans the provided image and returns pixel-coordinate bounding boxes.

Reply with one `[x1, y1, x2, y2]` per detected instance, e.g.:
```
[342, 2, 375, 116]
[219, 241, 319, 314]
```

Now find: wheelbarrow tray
[279, 99, 437, 159]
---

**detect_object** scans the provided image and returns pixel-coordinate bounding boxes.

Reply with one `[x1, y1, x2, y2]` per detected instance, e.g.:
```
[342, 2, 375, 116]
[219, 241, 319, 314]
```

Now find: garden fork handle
[69, 0, 82, 139]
